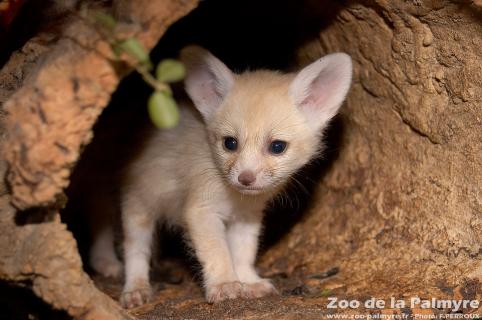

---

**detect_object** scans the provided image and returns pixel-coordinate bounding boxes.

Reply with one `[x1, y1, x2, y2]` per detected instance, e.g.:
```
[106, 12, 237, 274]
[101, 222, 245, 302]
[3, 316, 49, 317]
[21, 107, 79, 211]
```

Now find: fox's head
[181, 46, 352, 195]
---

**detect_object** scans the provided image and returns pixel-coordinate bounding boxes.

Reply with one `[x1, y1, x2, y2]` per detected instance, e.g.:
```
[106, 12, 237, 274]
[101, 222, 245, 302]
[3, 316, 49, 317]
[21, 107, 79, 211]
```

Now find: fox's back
[120, 101, 221, 224]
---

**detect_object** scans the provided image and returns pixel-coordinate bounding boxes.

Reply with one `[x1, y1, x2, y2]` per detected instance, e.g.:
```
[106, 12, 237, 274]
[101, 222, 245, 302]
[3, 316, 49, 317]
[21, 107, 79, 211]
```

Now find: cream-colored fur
[105, 46, 353, 308]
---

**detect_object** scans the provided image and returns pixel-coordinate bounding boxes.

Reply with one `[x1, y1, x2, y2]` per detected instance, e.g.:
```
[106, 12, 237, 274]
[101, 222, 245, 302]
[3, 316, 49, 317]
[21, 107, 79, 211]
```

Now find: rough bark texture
[1, 0, 481, 319]
[3, 0, 199, 210]
[0, 0, 198, 318]
[261, 0, 482, 306]
[0, 197, 133, 320]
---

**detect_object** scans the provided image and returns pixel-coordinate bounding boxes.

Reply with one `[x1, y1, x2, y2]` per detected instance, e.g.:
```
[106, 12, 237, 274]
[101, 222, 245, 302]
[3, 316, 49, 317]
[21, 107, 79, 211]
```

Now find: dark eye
[269, 140, 287, 154]
[223, 136, 238, 151]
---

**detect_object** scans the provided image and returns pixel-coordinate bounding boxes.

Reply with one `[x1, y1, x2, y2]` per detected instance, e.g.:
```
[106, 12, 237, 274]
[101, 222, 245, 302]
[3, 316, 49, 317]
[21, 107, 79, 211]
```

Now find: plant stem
[78, 9, 171, 94]
[136, 65, 172, 94]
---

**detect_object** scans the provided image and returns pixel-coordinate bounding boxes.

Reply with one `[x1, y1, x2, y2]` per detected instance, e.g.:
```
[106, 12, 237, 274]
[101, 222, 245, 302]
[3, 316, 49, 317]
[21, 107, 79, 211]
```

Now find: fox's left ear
[289, 53, 352, 130]
[181, 45, 234, 120]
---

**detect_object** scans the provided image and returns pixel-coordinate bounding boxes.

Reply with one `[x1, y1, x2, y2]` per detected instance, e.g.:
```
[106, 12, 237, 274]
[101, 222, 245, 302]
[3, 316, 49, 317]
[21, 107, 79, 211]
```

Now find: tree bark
[262, 0, 482, 309]
[0, 0, 198, 318]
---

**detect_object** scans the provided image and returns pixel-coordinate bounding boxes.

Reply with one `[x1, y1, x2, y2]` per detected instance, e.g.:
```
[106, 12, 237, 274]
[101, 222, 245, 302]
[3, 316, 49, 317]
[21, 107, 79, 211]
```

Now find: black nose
[238, 171, 256, 186]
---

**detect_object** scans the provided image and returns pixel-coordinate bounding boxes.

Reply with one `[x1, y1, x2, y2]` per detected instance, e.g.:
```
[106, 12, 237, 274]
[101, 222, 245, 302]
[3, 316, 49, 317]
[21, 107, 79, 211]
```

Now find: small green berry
[148, 91, 180, 129]
[156, 59, 186, 83]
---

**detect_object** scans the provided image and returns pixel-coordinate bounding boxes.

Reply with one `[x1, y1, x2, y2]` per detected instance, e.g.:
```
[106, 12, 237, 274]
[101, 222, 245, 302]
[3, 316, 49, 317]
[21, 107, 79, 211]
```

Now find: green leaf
[95, 12, 117, 30]
[156, 59, 186, 83]
[118, 38, 153, 70]
[148, 91, 180, 129]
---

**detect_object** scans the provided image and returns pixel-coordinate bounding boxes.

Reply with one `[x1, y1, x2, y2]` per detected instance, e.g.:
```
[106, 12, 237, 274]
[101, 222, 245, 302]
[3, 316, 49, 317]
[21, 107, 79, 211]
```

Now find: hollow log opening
[1, 0, 481, 319]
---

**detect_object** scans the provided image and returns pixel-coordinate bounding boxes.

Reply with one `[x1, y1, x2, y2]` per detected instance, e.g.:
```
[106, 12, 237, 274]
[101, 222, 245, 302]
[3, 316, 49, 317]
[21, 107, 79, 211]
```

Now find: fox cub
[88, 46, 352, 308]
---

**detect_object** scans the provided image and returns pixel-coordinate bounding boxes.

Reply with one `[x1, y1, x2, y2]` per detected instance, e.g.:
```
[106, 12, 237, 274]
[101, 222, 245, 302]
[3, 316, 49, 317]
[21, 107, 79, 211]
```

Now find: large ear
[180, 46, 234, 119]
[289, 53, 352, 130]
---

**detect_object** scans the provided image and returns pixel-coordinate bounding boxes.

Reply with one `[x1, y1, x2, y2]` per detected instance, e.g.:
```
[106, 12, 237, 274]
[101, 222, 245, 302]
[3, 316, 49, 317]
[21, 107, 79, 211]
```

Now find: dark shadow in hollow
[64, 0, 349, 276]
[151, 0, 346, 71]
[63, 71, 154, 264]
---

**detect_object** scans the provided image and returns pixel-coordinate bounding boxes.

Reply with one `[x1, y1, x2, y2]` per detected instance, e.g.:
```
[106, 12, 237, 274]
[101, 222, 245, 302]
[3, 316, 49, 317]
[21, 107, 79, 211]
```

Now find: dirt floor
[92, 264, 357, 319]
[93, 262, 338, 320]
[91, 259, 481, 319]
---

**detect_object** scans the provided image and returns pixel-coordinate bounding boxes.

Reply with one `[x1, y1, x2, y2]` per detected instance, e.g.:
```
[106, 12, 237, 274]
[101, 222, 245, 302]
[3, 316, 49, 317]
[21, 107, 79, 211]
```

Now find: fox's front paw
[120, 281, 152, 309]
[241, 279, 278, 299]
[206, 281, 244, 303]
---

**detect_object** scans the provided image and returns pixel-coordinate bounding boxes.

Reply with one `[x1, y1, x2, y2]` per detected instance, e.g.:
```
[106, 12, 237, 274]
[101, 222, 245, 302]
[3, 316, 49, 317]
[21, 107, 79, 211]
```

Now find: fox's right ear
[180, 46, 234, 119]
[289, 53, 352, 130]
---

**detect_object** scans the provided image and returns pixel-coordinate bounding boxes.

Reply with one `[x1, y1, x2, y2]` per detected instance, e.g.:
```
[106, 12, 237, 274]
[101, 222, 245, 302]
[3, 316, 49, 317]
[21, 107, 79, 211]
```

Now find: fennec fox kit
[90, 46, 352, 308]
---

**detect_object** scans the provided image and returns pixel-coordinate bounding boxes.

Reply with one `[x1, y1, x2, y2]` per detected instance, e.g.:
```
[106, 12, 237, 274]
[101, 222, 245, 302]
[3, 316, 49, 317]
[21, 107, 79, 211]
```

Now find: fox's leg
[88, 196, 122, 278]
[185, 200, 243, 303]
[120, 195, 156, 308]
[226, 213, 277, 298]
